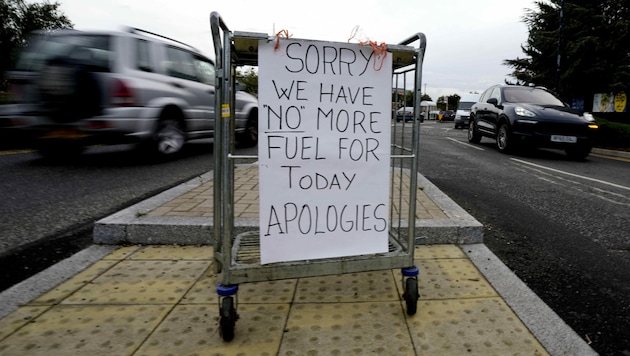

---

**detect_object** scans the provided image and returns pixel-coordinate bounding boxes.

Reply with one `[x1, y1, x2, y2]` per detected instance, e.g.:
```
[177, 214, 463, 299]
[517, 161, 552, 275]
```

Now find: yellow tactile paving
[0, 306, 50, 341]
[135, 303, 289, 356]
[410, 298, 549, 355]
[102, 245, 141, 260]
[416, 258, 498, 300]
[30, 260, 118, 305]
[61, 260, 208, 305]
[280, 302, 415, 355]
[0, 244, 552, 355]
[237, 279, 298, 304]
[127, 245, 213, 260]
[179, 267, 220, 304]
[414, 244, 468, 259]
[0, 305, 172, 356]
[295, 270, 399, 303]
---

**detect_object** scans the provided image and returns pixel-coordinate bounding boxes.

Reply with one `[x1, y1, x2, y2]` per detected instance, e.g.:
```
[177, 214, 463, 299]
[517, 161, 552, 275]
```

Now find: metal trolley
[210, 11, 427, 341]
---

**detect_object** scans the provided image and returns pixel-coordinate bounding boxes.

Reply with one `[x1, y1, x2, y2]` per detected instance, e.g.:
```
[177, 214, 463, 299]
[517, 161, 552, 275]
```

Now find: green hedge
[595, 117, 630, 151]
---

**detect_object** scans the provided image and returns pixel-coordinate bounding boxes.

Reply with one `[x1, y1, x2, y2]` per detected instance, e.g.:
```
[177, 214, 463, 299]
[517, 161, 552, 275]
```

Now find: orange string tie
[359, 40, 388, 71]
[274, 29, 291, 51]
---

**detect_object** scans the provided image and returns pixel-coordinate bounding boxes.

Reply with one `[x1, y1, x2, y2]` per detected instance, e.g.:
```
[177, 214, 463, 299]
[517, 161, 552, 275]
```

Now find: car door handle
[171, 82, 184, 88]
[207, 89, 215, 94]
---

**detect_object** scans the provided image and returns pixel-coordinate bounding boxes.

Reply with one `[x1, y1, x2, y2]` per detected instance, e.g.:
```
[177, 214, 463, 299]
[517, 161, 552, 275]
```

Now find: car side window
[136, 39, 153, 72]
[194, 57, 215, 85]
[479, 89, 491, 103]
[165, 46, 198, 81]
[489, 88, 501, 104]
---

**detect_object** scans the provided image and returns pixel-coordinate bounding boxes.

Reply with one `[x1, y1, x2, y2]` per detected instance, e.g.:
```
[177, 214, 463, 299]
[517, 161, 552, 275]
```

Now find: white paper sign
[258, 38, 392, 264]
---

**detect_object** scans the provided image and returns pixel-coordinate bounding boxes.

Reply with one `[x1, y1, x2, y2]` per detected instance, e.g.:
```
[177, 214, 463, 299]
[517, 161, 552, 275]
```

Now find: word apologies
[264, 202, 387, 236]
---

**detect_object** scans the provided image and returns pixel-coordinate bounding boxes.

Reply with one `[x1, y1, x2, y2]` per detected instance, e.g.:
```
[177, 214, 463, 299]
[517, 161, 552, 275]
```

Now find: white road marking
[446, 137, 484, 150]
[511, 158, 630, 192]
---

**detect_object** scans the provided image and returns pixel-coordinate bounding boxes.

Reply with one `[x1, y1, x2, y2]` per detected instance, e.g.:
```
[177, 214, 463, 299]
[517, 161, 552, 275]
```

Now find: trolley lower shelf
[220, 231, 415, 285]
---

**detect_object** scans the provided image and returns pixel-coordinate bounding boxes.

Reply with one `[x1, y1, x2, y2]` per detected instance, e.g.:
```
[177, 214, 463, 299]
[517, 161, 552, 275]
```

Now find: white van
[454, 94, 480, 129]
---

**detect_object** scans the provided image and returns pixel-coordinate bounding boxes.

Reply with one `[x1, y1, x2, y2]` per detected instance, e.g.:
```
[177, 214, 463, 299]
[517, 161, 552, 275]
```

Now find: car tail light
[111, 78, 136, 106]
[84, 120, 112, 130]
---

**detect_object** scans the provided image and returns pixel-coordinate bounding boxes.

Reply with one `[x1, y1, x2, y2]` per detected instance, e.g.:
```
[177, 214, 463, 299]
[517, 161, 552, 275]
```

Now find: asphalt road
[0, 141, 221, 290]
[1, 122, 628, 355]
[417, 120, 630, 356]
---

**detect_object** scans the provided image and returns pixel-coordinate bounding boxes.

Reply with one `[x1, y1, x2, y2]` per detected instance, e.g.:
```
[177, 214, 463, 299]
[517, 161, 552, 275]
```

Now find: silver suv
[2, 28, 258, 158]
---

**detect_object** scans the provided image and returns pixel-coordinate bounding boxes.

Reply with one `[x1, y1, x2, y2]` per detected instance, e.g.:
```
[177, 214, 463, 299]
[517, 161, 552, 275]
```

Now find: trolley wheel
[404, 277, 419, 316]
[219, 296, 237, 341]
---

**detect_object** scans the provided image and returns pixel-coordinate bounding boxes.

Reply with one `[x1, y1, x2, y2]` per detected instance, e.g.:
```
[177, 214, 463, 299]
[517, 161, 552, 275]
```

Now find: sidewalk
[0, 164, 597, 355]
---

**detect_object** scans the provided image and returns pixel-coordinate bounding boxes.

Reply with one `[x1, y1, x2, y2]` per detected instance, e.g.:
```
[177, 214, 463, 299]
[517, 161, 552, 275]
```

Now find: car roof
[31, 28, 207, 57]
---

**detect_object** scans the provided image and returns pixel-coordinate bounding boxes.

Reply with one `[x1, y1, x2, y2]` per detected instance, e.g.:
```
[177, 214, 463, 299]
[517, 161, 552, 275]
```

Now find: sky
[51, 0, 537, 101]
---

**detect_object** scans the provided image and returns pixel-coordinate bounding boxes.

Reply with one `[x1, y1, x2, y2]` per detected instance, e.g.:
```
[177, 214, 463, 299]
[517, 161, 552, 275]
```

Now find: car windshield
[458, 101, 474, 110]
[15, 34, 111, 72]
[503, 88, 565, 106]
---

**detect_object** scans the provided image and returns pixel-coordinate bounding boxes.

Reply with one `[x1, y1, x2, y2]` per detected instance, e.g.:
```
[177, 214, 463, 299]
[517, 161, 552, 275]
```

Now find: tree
[235, 66, 258, 95]
[437, 94, 460, 110]
[0, 0, 72, 91]
[504, 0, 630, 109]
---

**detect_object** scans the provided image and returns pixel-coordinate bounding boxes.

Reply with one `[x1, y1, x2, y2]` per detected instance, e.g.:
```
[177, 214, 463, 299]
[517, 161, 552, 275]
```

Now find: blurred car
[395, 106, 415, 122]
[454, 94, 479, 129]
[440, 110, 455, 121]
[0, 28, 258, 158]
[468, 85, 598, 159]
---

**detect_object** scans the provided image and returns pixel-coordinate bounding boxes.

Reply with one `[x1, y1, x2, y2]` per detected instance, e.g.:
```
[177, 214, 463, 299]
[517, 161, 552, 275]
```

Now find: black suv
[1, 28, 259, 158]
[468, 85, 598, 159]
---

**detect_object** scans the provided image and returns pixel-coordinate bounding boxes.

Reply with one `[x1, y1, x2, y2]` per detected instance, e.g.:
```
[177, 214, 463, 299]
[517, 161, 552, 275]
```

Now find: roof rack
[127, 27, 199, 52]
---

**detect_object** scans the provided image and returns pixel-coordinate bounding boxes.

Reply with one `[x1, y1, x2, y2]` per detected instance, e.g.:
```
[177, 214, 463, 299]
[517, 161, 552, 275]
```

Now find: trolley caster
[402, 266, 419, 316]
[217, 284, 239, 341]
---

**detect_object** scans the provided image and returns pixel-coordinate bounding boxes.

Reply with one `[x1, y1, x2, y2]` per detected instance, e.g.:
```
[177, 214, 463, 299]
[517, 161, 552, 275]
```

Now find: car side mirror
[487, 98, 498, 106]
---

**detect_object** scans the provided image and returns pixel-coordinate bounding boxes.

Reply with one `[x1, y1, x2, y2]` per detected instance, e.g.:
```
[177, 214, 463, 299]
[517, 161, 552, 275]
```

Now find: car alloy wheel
[156, 119, 185, 155]
[496, 123, 511, 153]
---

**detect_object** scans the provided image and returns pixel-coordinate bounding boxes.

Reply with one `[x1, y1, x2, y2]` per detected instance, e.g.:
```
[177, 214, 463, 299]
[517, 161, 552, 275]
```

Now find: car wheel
[154, 118, 185, 156]
[565, 145, 591, 160]
[496, 122, 512, 153]
[467, 119, 481, 143]
[236, 111, 258, 148]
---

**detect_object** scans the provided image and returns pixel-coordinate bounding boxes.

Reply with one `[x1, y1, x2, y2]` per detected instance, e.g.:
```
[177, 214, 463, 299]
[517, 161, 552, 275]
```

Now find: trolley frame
[210, 11, 426, 340]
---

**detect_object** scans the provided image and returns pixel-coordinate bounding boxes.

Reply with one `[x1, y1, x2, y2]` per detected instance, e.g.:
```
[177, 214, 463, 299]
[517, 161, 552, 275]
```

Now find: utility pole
[556, 0, 564, 94]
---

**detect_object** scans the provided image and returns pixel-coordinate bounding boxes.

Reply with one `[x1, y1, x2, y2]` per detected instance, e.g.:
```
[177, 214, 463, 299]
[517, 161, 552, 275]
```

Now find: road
[1, 122, 628, 354]
[417, 120, 630, 356]
[0, 141, 224, 290]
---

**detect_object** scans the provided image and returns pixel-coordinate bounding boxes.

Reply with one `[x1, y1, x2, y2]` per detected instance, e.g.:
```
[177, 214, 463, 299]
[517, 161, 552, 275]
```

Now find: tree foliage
[437, 94, 460, 110]
[0, 0, 72, 90]
[235, 67, 258, 95]
[504, 0, 630, 107]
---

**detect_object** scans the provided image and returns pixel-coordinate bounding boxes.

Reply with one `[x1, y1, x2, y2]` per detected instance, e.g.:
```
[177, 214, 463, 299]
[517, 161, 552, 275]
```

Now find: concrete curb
[93, 166, 484, 246]
[0, 245, 117, 319]
[463, 244, 597, 356]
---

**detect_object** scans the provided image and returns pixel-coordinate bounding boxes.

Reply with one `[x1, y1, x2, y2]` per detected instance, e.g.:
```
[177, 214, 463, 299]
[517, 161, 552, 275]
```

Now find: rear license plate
[551, 135, 577, 143]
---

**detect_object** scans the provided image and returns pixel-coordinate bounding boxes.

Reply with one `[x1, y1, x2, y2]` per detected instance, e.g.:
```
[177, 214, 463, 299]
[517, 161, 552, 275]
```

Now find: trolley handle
[210, 11, 230, 68]
[398, 33, 427, 54]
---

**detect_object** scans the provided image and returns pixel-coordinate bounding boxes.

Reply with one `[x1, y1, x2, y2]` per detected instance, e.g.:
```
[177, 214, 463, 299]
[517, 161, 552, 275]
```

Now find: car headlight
[515, 106, 536, 117]
[583, 112, 595, 121]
